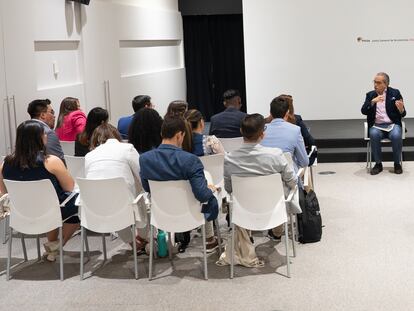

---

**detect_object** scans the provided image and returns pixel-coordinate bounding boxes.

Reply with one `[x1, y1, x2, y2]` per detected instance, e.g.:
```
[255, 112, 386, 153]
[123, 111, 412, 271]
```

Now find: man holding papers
[361, 72, 406, 175]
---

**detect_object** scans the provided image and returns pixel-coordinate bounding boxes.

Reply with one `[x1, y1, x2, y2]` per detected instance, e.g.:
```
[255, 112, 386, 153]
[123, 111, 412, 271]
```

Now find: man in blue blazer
[361, 72, 406, 175]
[261, 95, 309, 170]
[117, 95, 152, 139]
[209, 89, 247, 138]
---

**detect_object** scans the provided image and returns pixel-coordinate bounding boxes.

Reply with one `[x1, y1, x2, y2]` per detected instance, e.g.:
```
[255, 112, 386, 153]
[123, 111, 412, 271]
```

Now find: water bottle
[157, 230, 168, 257]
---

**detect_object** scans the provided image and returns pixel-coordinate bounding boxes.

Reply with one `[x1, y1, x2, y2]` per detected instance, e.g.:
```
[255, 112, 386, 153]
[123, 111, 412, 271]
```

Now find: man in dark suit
[209, 89, 247, 138]
[361, 72, 406, 175]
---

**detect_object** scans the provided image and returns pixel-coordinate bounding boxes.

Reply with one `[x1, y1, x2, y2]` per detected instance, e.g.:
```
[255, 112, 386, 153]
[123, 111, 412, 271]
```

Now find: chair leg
[6, 227, 13, 281]
[84, 231, 90, 262]
[36, 235, 41, 261]
[149, 225, 154, 281]
[230, 223, 235, 279]
[102, 233, 107, 262]
[131, 224, 138, 280]
[80, 226, 85, 280]
[284, 221, 291, 278]
[59, 227, 64, 281]
[167, 232, 173, 260]
[290, 214, 296, 258]
[214, 219, 223, 256]
[2, 216, 9, 244]
[21, 234, 27, 262]
[201, 224, 208, 280]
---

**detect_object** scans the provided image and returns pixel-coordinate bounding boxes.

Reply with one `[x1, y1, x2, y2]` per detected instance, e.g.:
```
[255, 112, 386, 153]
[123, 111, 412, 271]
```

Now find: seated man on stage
[361, 72, 406, 175]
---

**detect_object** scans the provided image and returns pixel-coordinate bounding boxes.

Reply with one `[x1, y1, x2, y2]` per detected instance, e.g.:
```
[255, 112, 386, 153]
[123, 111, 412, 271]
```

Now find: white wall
[243, 0, 414, 120]
[0, 0, 185, 146]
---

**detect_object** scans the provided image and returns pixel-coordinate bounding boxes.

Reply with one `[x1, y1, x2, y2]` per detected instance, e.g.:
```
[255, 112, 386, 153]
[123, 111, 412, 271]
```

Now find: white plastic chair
[230, 174, 295, 278]
[148, 179, 212, 280]
[76, 177, 142, 280]
[64, 156, 85, 179]
[200, 154, 224, 186]
[3, 179, 72, 281]
[218, 137, 243, 153]
[60, 141, 75, 156]
[364, 121, 405, 172]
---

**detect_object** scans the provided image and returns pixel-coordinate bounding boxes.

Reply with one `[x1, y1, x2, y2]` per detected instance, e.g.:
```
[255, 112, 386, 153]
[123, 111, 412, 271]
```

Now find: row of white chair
[3, 170, 294, 281]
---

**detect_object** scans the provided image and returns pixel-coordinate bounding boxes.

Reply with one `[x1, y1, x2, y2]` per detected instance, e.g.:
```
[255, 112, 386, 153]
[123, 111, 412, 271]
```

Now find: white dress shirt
[85, 139, 140, 196]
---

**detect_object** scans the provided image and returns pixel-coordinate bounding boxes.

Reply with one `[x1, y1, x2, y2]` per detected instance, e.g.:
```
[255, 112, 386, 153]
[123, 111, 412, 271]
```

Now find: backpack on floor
[297, 189, 322, 243]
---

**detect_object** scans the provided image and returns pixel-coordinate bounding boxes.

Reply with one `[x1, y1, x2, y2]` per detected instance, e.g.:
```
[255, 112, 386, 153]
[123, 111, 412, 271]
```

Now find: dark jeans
[369, 124, 402, 164]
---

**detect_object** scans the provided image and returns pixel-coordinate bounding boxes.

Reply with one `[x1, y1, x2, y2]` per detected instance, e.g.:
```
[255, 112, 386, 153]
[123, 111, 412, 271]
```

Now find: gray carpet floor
[1, 162, 413, 311]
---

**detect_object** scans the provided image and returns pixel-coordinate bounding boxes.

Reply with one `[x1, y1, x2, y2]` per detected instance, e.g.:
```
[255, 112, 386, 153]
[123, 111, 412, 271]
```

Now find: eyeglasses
[373, 80, 385, 85]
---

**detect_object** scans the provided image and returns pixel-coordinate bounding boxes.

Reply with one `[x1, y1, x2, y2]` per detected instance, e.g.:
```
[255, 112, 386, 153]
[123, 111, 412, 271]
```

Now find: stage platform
[205, 118, 414, 163]
[306, 118, 414, 163]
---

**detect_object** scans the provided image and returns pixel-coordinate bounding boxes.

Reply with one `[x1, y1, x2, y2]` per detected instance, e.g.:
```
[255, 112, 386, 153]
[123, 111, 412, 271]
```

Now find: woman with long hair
[0, 120, 79, 262]
[128, 108, 163, 154]
[55, 97, 87, 141]
[184, 109, 224, 156]
[75, 107, 109, 156]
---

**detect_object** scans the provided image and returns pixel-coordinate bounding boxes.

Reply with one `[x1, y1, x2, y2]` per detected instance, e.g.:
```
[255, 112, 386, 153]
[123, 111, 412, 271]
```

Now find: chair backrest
[149, 180, 205, 232]
[60, 141, 75, 156]
[3, 179, 62, 234]
[231, 174, 287, 231]
[64, 155, 85, 179]
[200, 153, 224, 186]
[218, 137, 243, 153]
[77, 177, 136, 233]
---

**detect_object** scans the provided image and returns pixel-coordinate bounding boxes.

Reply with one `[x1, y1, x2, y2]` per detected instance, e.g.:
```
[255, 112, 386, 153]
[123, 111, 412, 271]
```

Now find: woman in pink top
[55, 97, 87, 141]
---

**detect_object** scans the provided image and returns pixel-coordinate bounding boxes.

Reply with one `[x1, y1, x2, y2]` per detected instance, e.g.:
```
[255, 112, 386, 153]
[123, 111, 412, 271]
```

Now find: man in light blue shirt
[261, 95, 309, 169]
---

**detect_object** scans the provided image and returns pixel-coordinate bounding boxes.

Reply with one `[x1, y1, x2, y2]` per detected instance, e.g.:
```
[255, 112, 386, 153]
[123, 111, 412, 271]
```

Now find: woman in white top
[85, 123, 147, 252]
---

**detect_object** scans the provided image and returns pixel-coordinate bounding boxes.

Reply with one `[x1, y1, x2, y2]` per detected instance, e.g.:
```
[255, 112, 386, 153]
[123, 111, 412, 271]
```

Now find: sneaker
[394, 163, 403, 174]
[43, 240, 60, 253]
[267, 229, 282, 241]
[42, 250, 58, 262]
[206, 237, 224, 253]
[370, 163, 383, 175]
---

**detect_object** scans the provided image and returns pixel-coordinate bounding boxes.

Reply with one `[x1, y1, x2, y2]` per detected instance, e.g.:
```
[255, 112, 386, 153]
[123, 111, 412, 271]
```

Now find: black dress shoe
[394, 163, 403, 174]
[370, 163, 383, 175]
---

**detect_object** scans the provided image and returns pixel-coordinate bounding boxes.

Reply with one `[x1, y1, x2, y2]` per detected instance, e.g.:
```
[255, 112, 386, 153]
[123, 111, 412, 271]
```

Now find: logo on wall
[357, 37, 414, 43]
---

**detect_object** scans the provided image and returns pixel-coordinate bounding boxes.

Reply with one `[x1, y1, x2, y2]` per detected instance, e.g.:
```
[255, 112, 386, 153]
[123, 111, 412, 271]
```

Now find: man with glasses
[27, 99, 65, 161]
[361, 72, 406, 175]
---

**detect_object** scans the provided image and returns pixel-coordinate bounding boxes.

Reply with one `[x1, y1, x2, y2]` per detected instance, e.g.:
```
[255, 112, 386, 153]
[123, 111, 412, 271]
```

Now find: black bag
[297, 189, 322, 243]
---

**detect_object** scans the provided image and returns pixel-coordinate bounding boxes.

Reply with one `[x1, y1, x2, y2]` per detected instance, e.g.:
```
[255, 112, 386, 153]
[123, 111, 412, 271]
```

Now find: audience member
[27, 99, 65, 161]
[218, 114, 297, 267]
[85, 124, 147, 252]
[361, 72, 406, 175]
[75, 107, 109, 156]
[118, 95, 153, 139]
[0, 120, 79, 262]
[128, 108, 163, 154]
[184, 109, 224, 156]
[139, 116, 220, 253]
[55, 97, 86, 141]
[261, 95, 309, 169]
[165, 100, 192, 153]
[209, 89, 247, 138]
[266, 94, 316, 148]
